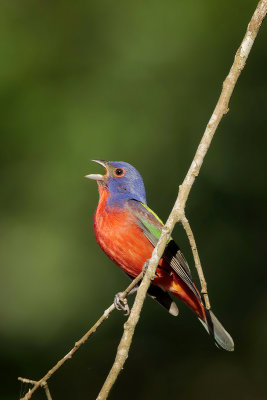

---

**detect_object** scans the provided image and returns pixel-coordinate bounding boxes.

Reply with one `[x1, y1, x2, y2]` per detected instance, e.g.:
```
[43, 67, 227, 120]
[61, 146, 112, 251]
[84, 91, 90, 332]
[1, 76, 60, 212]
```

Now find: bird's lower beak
[85, 173, 104, 181]
[85, 159, 108, 181]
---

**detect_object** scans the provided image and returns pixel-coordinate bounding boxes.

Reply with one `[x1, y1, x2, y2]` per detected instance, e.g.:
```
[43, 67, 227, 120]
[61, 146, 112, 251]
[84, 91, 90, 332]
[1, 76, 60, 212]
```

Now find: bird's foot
[114, 292, 130, 316]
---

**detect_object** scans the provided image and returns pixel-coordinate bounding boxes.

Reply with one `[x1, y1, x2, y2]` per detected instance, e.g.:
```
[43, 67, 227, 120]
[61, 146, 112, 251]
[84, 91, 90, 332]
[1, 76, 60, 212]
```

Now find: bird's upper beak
[85, 159, 108, 181]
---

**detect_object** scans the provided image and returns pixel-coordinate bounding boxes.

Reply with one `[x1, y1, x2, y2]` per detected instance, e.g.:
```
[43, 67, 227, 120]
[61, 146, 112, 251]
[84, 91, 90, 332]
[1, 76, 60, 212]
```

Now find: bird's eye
[114, 168, 125, 177]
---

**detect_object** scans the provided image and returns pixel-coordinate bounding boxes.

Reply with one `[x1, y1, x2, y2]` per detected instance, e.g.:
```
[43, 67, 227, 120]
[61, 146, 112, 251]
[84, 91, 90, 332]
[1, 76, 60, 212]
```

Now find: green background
[1, 1, 266, 399]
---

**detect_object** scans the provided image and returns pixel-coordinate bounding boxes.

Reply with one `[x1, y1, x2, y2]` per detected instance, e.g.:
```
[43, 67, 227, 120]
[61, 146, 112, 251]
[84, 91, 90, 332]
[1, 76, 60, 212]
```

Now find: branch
[96, 2, 267, 399]
[18, 378, 53, 400]
[18, 272, 144, 400]
[181, 215, 210, 309]
[17, 2, 266, 399]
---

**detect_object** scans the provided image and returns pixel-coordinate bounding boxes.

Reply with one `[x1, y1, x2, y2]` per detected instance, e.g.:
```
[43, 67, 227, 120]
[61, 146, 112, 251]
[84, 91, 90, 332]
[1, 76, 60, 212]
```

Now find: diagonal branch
[18, 378, 53, 400]
[18, 272, 144, 400]
[96, 1, 267, 399]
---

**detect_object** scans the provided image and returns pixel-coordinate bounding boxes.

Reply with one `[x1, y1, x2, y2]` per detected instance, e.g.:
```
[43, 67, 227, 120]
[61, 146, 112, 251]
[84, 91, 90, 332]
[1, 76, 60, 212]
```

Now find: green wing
[137, 202, 168, 246]
[127, 200, 194, 283]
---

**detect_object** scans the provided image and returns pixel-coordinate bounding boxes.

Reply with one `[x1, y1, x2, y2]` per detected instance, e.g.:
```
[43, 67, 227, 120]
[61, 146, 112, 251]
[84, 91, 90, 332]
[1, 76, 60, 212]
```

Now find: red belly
[93, 198, 204, 320]
[94, 206, 153, 277]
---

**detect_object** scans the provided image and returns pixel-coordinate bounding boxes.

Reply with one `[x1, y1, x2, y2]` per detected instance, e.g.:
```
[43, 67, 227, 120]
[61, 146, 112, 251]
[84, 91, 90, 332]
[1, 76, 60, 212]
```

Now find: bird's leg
[114, 292, 130, 316]
[114, 262, 150, 316]
[143, 259, 159, 278]
[142, 259, 150, 274]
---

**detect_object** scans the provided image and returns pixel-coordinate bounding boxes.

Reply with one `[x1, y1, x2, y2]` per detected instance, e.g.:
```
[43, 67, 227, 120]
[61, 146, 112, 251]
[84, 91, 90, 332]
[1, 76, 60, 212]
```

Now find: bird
[86, 159, 234, 351]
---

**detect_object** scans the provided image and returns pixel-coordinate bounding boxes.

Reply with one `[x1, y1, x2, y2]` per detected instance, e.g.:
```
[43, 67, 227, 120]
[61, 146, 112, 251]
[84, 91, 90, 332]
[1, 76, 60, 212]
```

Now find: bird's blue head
[86, 160, 147, 207]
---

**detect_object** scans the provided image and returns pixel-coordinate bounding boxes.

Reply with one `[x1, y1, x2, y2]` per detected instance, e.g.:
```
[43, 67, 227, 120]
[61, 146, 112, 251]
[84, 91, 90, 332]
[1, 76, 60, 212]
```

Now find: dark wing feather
[164, 240, 200, 299]
[127, 200, 200, 300]
[147, 284, 179, 316]
[123, 271, 179, 316]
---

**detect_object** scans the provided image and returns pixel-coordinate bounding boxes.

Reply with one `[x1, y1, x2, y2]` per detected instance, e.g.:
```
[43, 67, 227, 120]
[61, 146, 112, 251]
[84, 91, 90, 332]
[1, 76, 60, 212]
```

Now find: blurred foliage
[0, 1, 266, 399]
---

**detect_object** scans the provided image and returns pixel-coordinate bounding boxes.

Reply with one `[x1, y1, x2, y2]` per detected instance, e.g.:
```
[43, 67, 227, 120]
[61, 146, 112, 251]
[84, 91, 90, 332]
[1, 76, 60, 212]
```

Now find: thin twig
[42, 382, 53, 400]
[18, 378, 39, 386]
[96, 2, 266, 399]
[18, 272, 144, 400]
[18, 378, 53, 400]
[181, 214, 210, 309]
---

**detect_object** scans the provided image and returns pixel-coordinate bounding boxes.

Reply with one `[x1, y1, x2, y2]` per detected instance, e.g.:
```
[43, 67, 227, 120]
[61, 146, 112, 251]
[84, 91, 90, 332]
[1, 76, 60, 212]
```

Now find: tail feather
[148, 285, 179, 316]
[199, 309, 234, 352]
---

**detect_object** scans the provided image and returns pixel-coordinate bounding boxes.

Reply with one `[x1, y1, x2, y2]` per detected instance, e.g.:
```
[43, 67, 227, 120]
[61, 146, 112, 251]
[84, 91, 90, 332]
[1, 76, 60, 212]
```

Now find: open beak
[84, 159, 108, 181]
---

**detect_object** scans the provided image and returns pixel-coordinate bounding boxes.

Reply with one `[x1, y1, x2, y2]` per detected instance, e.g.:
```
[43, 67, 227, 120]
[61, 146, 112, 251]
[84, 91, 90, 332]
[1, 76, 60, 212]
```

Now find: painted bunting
[86, 159, 234, 351]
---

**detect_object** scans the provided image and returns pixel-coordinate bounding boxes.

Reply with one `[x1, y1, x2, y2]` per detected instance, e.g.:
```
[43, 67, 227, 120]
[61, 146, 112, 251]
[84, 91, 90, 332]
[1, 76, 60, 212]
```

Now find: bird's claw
[114, 292, 130, 316]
